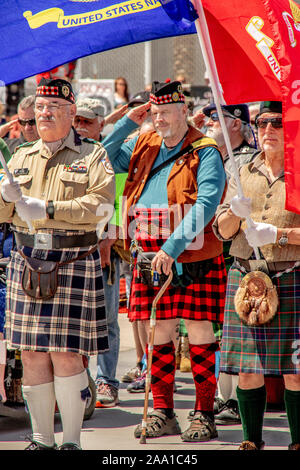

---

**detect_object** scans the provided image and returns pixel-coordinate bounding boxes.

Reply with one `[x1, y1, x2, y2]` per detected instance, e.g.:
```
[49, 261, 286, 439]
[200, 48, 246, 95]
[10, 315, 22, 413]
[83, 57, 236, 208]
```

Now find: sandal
[181, 412, 218, 442]
[134, 409, 181, 438]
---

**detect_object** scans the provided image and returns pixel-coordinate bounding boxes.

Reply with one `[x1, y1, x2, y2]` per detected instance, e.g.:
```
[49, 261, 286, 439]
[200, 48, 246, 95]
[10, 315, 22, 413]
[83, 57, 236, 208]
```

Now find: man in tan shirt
[0, 78, 115, 450]
[213, 101, 300, 451]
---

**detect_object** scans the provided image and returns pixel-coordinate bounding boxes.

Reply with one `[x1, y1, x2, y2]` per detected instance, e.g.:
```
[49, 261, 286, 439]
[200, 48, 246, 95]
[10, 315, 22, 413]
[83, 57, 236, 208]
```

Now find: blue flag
[159, 0, 198, 30]
[0, 0, 196, 85]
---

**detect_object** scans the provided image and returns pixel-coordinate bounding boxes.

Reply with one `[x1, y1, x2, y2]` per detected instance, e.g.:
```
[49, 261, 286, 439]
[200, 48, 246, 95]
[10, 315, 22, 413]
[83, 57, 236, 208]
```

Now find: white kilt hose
[4, 245, 108, 356]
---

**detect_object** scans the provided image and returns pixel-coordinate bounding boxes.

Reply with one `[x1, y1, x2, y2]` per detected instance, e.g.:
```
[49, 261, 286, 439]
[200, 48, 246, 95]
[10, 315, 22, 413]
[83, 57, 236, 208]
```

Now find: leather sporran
[234, 271, 279, 326]
[21, 255, 59, 300]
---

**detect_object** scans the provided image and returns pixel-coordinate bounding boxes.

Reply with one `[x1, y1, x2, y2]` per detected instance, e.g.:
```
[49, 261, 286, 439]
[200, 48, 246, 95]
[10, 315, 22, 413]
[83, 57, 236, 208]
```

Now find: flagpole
[191, 0, 260, 259]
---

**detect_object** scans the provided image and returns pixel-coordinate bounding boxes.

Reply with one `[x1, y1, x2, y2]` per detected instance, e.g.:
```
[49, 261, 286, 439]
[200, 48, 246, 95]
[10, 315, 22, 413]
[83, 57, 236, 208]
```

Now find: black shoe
[59, 442, 81, 450]
[188, 397, 225, 421]
[214, 397, 226, 414]
[25, 439, 57, 450]
[214, 399, 241, 425]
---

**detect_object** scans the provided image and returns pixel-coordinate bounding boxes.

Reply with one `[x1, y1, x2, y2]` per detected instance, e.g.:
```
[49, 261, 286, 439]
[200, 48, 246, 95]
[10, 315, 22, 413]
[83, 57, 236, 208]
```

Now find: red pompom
[165, 78, 171, 83]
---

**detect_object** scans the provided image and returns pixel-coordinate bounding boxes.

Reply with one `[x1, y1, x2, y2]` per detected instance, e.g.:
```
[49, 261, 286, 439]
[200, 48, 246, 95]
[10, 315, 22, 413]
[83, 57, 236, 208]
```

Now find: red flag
[201, 0, 300, 213]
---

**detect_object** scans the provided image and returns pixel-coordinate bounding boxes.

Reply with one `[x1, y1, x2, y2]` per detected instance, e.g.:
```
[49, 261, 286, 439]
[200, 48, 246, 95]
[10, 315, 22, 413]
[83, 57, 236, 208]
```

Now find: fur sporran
[234, 271, 278, 326]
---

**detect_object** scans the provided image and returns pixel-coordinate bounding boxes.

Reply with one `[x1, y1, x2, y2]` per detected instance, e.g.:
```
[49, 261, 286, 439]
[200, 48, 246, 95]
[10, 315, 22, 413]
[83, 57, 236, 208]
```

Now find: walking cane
[140, 270, 173, 444]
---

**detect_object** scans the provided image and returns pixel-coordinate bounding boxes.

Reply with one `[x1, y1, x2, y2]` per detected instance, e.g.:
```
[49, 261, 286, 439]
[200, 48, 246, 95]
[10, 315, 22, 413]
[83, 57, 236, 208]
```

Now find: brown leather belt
[235, 257, 297, 273]
[14, 231, 98, 250]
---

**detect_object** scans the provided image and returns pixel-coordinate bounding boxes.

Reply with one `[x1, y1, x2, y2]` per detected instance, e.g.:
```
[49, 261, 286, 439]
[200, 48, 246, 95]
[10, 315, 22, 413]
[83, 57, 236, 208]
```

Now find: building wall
[74, 34, 206, 97]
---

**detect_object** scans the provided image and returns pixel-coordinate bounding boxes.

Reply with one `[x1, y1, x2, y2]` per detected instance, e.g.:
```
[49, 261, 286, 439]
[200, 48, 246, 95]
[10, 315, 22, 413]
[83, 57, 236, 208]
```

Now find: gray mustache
[38, 115, 55, 122]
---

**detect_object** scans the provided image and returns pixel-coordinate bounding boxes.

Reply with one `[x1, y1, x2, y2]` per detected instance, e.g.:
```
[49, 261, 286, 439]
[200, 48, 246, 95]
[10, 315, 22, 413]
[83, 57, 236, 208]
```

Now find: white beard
[206, 127, 225, 147]
[155, 127, 172, 139]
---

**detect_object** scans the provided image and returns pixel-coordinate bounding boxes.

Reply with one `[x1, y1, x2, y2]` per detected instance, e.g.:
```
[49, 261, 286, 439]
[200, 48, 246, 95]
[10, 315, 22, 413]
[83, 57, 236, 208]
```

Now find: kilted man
[104, 79, 227, 442]
[213, 101, 300, 450]
[0, 78, 115, 450]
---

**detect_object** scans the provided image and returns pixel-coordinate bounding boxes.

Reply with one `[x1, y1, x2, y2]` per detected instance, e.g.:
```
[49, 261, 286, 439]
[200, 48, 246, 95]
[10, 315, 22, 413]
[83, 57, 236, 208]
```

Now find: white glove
[1, 178, 22, 203]
[15, 196, 46, 222]
[230, 195, 252, 218]
[244, 222, 277, 247]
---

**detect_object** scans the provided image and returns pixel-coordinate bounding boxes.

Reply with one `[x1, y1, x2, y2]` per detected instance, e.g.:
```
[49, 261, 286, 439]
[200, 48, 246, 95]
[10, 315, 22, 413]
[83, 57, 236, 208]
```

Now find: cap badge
[62, 85, 70, 97]
[172, 92, 179, 102]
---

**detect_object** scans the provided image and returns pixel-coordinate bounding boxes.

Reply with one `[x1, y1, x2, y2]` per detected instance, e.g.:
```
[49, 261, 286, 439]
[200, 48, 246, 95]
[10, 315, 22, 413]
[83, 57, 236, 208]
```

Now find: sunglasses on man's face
[18, 118, 36, 127]
[208, 112, 235, 122]
[255, 117, 283, 129]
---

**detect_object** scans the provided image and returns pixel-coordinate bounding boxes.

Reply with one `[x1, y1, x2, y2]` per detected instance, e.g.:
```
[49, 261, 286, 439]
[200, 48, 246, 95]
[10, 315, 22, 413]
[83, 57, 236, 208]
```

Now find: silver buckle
[33, 233, 53, 250]
[248, 259, 269, 274]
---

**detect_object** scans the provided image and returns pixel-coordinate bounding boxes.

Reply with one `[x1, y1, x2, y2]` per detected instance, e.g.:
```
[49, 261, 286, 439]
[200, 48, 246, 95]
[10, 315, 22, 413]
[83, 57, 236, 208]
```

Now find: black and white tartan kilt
[4, 246, 108, 356]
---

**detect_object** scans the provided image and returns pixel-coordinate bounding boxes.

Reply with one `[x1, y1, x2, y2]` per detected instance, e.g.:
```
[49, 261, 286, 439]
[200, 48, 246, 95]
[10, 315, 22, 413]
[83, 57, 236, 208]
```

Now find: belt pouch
[20, 253, 59, 300]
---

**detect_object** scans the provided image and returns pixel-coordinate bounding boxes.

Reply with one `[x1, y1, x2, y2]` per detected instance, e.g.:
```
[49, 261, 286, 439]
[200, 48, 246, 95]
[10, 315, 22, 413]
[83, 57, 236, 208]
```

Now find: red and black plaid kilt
[128, 208, 227, 322]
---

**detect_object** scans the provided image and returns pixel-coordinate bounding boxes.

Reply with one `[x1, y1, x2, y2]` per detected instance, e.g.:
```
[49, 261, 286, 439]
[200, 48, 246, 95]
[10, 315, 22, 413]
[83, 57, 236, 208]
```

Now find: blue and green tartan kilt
[4, 246, 108, 356]
[220, 265, 300, 375]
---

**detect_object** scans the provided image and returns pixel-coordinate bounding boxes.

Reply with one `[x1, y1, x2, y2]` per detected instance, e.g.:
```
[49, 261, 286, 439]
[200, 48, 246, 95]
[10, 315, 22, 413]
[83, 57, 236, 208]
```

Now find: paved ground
[0, 313, 292, 452]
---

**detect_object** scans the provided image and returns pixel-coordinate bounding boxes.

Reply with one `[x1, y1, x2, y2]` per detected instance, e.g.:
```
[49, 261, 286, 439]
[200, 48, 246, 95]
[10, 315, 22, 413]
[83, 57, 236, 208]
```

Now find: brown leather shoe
[288, 443, 300, 450]
[238, 440, 265, 450]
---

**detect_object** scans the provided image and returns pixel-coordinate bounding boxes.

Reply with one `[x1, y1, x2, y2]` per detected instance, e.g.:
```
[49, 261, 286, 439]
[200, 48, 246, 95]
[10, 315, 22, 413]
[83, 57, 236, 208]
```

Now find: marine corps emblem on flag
[282, 0, 300, 47]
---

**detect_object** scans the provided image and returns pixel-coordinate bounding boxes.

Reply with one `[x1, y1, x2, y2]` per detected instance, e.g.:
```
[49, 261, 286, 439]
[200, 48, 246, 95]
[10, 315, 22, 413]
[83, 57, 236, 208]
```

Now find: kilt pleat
[128, 208, 227, 322]
[220, 266, 300, 375]
[4, 246, 108, 356]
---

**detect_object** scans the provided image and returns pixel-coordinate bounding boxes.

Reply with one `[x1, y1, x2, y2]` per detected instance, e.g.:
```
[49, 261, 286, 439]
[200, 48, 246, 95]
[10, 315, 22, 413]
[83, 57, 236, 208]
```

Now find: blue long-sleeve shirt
[103, 116, 226, 260]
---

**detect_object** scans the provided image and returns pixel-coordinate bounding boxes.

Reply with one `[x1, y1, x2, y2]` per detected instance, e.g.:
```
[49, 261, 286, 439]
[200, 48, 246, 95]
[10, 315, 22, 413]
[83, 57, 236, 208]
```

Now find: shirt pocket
[15, 175, 33, 193]
[59, 172, 89, 200]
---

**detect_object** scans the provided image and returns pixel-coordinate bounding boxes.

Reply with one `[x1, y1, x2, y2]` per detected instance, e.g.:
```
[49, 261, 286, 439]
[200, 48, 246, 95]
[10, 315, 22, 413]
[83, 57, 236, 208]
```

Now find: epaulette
[14, 140, 38, 152]
[191, 136, 218, 151]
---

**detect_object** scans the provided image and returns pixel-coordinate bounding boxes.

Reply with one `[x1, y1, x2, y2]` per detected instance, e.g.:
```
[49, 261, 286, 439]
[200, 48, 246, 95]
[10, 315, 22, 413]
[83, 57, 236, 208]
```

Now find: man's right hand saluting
[127, 102, 151, 126]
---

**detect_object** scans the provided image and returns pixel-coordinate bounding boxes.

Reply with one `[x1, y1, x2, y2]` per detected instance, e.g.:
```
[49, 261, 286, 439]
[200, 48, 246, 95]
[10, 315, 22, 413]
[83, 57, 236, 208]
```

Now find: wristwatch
[46, 200, 55, 220]
[278, 231, 288, 247]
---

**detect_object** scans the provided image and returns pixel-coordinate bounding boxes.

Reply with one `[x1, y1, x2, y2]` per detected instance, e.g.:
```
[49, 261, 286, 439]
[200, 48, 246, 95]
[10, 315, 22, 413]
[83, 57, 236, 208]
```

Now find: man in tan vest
[104, 79, 227, 442]
[213, 101, 300, 450]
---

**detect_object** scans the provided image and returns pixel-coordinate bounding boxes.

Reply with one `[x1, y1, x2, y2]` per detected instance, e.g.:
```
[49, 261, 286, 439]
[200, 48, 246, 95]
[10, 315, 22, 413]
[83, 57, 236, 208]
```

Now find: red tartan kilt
[128, 244, 227, 323]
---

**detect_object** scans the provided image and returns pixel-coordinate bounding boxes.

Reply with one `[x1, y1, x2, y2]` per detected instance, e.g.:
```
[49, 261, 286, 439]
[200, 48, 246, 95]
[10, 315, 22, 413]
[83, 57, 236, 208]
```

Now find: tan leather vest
[123, 126, 225, 262]
[229, 162, 300, 261]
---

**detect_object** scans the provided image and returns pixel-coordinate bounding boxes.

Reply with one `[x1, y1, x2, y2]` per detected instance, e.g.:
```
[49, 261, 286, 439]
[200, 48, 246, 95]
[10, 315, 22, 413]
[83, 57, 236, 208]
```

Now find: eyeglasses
[255, 117, 283, 129]
[18, 118, 36, 127]
[35, 103, 72, 113]
[208, 112, 236, 122]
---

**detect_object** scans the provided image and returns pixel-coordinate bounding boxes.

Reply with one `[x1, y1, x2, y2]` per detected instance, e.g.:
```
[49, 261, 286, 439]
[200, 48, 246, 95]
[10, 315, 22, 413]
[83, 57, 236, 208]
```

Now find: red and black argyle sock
[150, 341, 176, 410]
[189, 342, 219, 414]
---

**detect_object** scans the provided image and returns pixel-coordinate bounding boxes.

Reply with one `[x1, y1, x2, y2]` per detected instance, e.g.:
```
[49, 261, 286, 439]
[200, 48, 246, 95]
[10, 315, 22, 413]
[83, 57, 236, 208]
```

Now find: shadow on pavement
[84, 408, 141, 429]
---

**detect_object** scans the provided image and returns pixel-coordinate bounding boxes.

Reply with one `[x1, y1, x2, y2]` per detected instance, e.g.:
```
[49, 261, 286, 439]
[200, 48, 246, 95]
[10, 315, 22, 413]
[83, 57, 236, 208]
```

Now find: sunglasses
[18, 118, 36, 127]
[255, 117, 283, 129]
[208, 112, 236, 122]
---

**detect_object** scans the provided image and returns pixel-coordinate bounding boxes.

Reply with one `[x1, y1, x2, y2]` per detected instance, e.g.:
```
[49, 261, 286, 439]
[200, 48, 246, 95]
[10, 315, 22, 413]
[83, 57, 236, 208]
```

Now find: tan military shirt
[0, 129, 115, 235]
[212, 152, 300, 262]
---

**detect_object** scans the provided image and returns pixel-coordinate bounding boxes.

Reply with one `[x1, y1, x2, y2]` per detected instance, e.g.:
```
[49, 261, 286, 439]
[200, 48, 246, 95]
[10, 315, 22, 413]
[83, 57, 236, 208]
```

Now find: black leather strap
[148, 143, 193, 181]
[14, 231, 98, 249]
